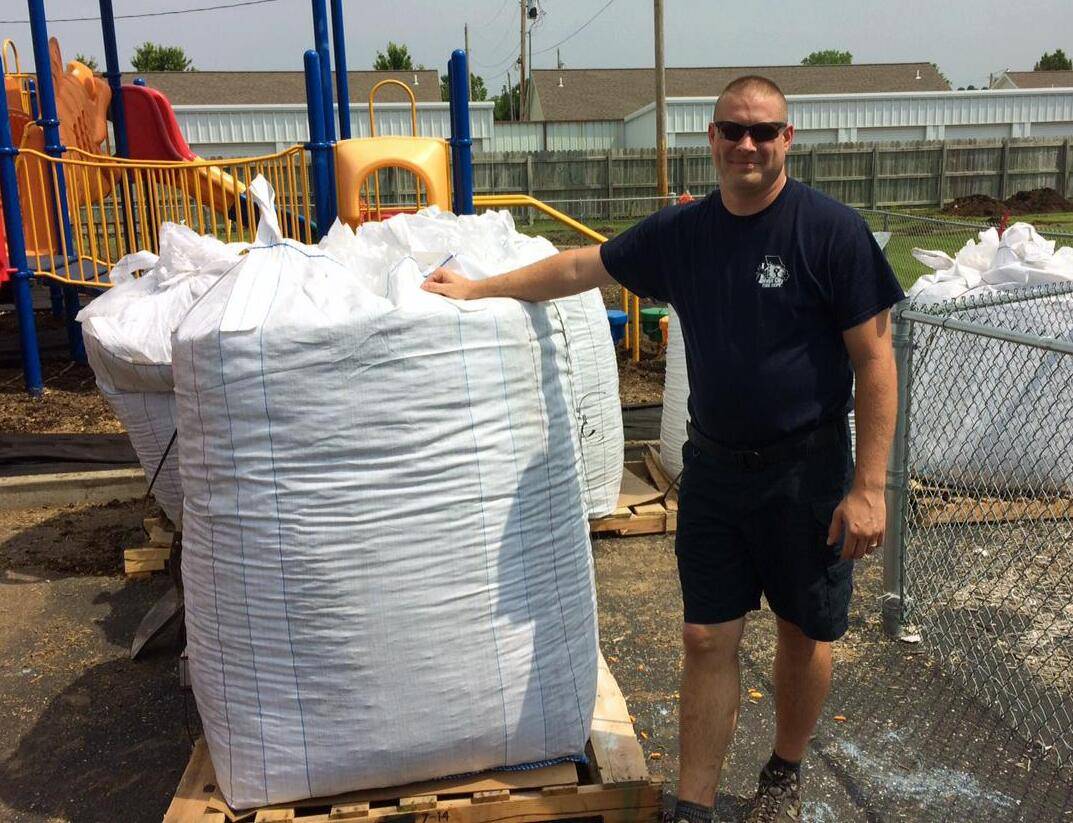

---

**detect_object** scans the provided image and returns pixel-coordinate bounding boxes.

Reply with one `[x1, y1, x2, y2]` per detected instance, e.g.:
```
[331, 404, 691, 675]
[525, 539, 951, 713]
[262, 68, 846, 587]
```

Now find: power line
[533, 0, 619, 55]
[470, 0, 512, 33]
[0, 0, 281, 25]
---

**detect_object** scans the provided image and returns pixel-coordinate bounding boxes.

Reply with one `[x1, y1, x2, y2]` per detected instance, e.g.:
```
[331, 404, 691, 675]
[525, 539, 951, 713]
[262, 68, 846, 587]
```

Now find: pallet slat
[589, 449, 678, 538]
[124, 546, 171, 575]
[164, 654, 659, 823]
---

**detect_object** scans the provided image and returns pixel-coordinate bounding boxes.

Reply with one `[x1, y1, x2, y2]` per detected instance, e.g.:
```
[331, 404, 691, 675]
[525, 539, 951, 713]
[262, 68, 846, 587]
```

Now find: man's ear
[782, 123, 795, 151]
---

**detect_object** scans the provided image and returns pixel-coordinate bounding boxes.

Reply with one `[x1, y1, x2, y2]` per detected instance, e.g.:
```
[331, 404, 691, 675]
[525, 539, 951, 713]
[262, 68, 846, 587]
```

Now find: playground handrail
[368, 80, 418, 138]
[2, 38, 35, 116]
[14, 144, 313, 288]
[473, 193, 642, 360]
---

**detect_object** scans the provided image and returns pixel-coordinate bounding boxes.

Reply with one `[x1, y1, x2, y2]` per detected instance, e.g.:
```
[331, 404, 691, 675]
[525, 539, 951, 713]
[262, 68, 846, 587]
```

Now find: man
[423, 76, 903, 822]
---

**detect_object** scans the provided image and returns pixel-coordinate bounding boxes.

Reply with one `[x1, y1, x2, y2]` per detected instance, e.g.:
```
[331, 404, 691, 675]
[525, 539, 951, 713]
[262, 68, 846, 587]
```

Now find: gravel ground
[1, 499, 1070, 822]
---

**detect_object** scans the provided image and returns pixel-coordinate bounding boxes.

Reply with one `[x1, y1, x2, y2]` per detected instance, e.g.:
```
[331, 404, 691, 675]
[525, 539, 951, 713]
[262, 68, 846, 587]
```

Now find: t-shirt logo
[755, 255, 790, 288]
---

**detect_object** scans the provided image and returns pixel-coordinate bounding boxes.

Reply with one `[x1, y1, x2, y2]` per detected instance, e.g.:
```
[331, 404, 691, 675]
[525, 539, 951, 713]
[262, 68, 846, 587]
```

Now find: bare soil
[942, 187, 1073, 219]
[0, 307, 122, 435]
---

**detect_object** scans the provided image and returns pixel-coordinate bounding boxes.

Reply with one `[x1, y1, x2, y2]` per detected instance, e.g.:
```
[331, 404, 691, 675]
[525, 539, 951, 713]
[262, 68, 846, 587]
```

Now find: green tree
[493, 82, 520, 121]
[931, 62, 951, 88]
[440, 73, 488, 102]
[800, 49, 852, 66]
[131, 42, 194, 72]
[74, 53, 99, 71]
[374, 42, 417, 71]
[1035, 49, 1072, 71]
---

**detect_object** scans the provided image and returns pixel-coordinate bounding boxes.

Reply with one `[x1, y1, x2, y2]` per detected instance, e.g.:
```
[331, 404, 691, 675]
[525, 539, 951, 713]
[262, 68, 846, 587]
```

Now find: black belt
[686, 417, 847, 471]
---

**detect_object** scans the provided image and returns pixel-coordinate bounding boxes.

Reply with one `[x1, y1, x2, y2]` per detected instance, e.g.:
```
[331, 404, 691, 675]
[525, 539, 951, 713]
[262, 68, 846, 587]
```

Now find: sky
[3, 0, 1072, 90]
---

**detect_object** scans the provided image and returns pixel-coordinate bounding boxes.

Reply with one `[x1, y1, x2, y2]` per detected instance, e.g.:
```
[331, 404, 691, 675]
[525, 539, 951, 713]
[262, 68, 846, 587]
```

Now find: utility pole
[465, 23, 472, 99]
[506, 69, 513, 121]
[519, 0, 527, 121]
[654, 0, 669, 200]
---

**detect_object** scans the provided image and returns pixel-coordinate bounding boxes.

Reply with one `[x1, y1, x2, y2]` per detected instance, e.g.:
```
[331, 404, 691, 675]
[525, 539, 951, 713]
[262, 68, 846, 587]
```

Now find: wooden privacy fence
[462, 137, 1073, 220]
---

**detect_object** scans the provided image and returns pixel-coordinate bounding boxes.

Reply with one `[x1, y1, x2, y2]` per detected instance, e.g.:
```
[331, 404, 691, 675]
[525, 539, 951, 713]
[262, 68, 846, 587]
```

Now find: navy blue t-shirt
[600, 178, 904, 449]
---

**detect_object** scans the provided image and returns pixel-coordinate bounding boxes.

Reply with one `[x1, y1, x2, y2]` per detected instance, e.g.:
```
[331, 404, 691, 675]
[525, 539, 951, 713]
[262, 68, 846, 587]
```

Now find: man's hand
[827, 485, 885, 561]
[421, 268, 482, 300]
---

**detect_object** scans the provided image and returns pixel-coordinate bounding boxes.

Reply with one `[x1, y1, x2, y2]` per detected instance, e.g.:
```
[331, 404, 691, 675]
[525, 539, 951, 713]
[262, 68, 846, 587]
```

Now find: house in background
[990, 70, 1073, 90]
[127, 69, 502, 158]
[527, 62, 950, 122]
[144, 62, 1073, 156]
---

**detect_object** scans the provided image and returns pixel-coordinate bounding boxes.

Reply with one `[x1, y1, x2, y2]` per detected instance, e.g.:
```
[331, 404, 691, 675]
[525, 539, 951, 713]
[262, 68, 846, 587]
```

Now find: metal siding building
[623, 89, 1073, 148]
[173, 90, 1073, 157]
[175, 102, 497, 157]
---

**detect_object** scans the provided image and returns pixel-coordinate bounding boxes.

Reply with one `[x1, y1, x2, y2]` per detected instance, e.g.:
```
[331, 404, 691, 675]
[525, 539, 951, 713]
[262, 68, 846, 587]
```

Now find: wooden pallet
[124, 516, 176, 579]
[164, 654, 661, 823]
[911, 480, 1073, 527]
[590, 447, 677, 538]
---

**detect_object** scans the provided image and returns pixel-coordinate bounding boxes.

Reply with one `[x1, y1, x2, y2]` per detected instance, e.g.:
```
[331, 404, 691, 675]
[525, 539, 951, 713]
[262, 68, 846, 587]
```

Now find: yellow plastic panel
[335, 136, 452, 226]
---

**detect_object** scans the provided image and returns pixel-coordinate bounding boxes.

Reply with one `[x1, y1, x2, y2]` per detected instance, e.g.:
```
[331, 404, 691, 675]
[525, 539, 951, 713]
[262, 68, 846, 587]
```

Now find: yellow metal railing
[360, 79, 427, 219]
[474, 193, 642, 361]
[13, 145, 313, 287]
[2, 38, 35, 116]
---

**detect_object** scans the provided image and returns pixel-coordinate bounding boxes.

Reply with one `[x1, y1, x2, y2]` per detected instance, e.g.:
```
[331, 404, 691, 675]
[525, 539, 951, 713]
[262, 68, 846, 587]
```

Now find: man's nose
[736, 133, 758, 151]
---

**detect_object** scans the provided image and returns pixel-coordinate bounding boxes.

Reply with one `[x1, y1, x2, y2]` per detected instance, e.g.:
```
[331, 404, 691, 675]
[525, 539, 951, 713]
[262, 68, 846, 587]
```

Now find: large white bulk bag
[659, 307, 689, 478]
[174, 179, 598, 809]
[98, 386, 184, 525]
[77, 225, 246, 524]
[322, 209, 623, 517]
[909, 292, 1073, 493]
[907, 225, 1073, 493]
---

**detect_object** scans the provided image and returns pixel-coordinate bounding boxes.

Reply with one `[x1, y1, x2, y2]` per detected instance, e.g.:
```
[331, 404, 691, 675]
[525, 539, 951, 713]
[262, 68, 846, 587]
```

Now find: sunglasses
[713, 121, 787, 143]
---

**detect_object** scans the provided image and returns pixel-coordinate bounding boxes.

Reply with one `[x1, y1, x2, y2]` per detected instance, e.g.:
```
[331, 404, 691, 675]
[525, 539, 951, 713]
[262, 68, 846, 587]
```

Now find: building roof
[1000, 70, 1073, 89]
[530, 63, 950, 121]
[120, 70, 442, 106]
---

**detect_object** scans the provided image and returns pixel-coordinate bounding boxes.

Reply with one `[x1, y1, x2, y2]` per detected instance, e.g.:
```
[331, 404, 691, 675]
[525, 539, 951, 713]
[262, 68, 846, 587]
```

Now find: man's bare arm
[421, 245, 615, 302]
[827, 310, 898, 560]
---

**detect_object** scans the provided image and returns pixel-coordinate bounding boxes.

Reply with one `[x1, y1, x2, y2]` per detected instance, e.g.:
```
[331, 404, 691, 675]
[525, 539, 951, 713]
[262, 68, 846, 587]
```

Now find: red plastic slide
[120, 84, 245, 213]
[121, 85, 196, 161]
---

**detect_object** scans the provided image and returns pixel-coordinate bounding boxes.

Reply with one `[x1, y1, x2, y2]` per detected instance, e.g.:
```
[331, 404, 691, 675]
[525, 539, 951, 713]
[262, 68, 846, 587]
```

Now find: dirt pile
[944, 187, 1073, 218]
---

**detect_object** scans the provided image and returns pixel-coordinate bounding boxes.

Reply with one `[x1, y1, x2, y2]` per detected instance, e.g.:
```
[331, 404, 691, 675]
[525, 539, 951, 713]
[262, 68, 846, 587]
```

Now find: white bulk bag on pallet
[77, 225, 246, 524]
[322, 209, 624, 517]
[659, 307, 689, 478]
[174, 178, 598, 810]
[908, 225, 1073, 493]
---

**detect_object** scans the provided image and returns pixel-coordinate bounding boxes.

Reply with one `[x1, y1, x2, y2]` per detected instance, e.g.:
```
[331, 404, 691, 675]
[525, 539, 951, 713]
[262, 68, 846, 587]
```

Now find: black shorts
[674, 420, 855, 642]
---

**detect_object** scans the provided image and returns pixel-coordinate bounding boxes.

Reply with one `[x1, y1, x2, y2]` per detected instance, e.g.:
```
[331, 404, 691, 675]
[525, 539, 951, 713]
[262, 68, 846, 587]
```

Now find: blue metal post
[27, 78, 40, 120]
[311, 0, 337, 220]
[99, 0, 129, 158]
[28, 0, 85, 362]
[0, 98, 44, 396]
[448, 50, 475, 215]
[304, 50, 333, 236]
[329, 0, 351, 139]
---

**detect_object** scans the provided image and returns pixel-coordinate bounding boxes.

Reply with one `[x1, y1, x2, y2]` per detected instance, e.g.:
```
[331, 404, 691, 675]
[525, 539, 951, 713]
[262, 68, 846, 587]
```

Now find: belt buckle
[736, 449, 764, 471]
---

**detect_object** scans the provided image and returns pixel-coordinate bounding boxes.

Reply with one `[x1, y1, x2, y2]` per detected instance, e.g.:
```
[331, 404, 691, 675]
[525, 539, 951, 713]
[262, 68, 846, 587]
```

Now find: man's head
[708, 76, 794, 198]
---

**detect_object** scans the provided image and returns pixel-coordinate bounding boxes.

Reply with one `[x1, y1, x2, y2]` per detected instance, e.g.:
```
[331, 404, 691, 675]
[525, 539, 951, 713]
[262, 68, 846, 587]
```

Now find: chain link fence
[883, 284, 1073, 765]
[858, 209, 1073, 291]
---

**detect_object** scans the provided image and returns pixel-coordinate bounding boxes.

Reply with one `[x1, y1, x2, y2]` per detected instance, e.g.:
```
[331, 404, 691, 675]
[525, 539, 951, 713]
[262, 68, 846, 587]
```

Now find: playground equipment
[1, 0, 642, 397]
[335, 79, 452, 224]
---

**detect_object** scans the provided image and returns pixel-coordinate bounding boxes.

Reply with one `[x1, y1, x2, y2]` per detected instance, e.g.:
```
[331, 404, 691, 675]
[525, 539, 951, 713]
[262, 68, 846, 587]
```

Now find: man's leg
[676, 618, 746, 807]
[772, 615, 832, 762]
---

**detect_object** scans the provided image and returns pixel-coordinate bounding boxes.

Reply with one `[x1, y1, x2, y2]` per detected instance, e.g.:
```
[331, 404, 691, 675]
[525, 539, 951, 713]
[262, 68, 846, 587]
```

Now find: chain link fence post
[881, 301, 913, 638]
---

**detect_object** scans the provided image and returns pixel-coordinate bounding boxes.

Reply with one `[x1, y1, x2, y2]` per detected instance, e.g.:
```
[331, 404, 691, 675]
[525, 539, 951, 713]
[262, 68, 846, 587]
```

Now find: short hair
[714, 75, 787, 121]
